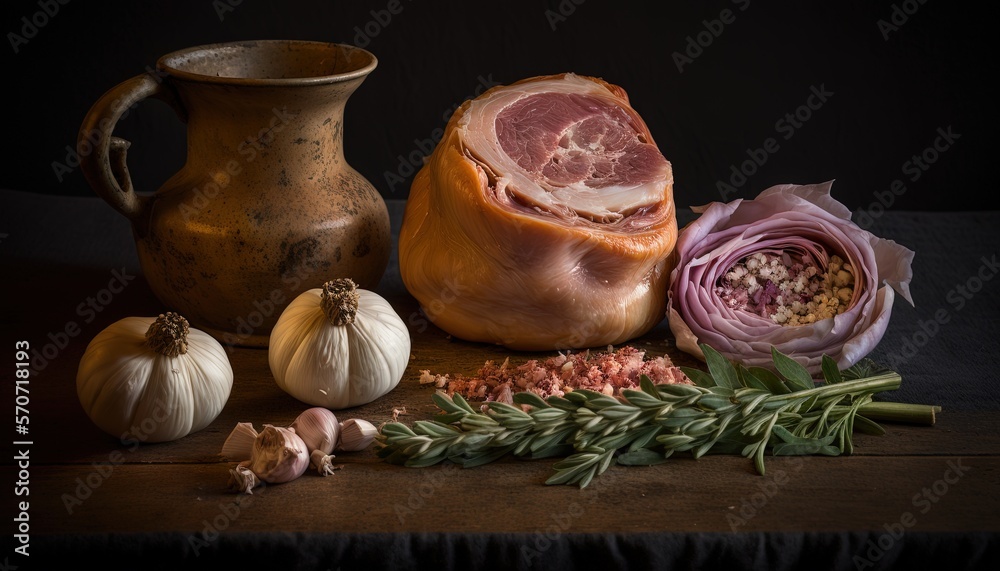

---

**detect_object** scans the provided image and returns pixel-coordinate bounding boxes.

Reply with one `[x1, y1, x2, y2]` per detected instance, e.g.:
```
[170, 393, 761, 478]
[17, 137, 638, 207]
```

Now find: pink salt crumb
[423, 345, 692, 406]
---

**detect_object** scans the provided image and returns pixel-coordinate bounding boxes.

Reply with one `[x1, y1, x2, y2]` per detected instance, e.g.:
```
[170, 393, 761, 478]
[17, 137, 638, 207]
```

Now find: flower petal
[667, 182, 914, 375]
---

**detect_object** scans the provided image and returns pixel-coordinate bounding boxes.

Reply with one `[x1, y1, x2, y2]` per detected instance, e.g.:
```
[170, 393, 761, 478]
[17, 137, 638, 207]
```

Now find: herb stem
[376, 347, 937, 489]
[858, 401, 940, 426]
[770, 372, 903, 403]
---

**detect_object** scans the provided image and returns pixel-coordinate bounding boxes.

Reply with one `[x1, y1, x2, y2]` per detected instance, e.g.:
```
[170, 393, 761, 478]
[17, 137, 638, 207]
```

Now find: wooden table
[2, 191, 998, 570]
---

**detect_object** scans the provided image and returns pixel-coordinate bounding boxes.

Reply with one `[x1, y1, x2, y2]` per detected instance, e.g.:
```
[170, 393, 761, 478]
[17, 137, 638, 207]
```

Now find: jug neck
[174, 81, 361, 175]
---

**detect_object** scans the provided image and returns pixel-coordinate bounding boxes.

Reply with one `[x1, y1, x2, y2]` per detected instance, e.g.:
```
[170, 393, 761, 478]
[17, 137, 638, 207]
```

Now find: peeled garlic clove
[337, 418, 378, 452]
[229, 425, 309, 493]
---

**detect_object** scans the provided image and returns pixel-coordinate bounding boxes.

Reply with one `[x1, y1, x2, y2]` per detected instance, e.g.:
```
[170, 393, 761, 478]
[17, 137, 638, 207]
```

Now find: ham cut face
[460, 74, 672, 223]
[399, 73, 677, 351]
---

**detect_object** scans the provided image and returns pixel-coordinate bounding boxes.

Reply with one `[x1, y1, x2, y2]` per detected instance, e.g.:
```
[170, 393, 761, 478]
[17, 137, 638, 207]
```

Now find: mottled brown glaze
[79, 40, 390, 347]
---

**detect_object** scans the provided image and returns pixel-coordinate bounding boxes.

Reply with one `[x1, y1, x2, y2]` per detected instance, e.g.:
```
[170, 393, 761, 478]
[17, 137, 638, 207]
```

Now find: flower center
[715, 252, 855, 325]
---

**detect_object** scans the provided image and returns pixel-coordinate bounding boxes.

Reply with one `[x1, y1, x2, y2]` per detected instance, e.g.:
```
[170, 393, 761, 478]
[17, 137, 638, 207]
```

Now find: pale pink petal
[667, 181, 914, 375]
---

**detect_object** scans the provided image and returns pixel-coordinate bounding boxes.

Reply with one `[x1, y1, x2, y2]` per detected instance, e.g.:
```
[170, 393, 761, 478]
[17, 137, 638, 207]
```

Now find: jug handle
[78, 72, 186, 228]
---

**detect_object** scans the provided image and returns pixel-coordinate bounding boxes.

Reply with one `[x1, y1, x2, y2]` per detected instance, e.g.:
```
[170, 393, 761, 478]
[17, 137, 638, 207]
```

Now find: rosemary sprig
[376, 345, 940, 488]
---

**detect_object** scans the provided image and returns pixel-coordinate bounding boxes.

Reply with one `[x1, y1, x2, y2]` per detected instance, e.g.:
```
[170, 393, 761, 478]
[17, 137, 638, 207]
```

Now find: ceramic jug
[79, 40, 391, 347]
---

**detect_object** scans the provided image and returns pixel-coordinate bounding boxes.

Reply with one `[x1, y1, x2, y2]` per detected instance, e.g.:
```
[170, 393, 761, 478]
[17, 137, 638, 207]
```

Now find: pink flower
[666, 181, 914, 375]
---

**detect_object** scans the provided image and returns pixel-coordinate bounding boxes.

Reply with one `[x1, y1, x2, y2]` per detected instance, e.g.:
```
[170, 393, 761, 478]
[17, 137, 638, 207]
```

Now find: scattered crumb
[422, 345, 691, 405]
[392, 407, 408, 421]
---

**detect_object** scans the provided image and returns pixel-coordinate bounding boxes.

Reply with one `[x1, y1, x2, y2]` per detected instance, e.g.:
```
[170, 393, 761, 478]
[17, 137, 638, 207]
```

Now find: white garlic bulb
[268, 278, 410, 409]
[76, 313, 233, 443]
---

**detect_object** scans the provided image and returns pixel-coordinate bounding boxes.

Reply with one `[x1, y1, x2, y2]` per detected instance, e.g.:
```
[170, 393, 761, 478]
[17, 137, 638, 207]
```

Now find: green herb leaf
[679, 366, 716, 388]
[546, 452, 601, 487]
[376, 347, 927, 488]
[455, 393, 481, 413]
[852, 415, 887, 435]
[639, 374, 658, 396]
[620, 389, 665, 410]
[656, 433, 696, 448]
[617, 448, 669, 466]
[842, 358, 891, 381]
[527, 444, 574, 459]
[737, 365, 770, 392]
[701, 343, 740, 390]
[771, 425, 837, 455]
[696, 394, 738, 412]
[433, 412, 468, 425]
[414, 419, 457, 437]
[431, 391, 464, 414]
[513, 392, 550, 409]
[747, 366, 791, 394]
[545, 396, 580, 411]
[771, 346, 815, 392]
[627, 425, 663, 451]
[821, 355, 843, 385]
[452, 444, 517, 468]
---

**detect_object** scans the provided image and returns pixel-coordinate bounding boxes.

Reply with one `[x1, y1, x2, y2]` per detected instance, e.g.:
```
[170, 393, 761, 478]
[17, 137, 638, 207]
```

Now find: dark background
[2, 0, 995, 212]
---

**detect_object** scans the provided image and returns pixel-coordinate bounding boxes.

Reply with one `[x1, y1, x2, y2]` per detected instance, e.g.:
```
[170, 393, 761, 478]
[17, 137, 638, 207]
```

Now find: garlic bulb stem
[228, 464, 261, 494]
[320, 278, 360, 326]
[144, 312, 190, 356]
[310, 449, 343, 476]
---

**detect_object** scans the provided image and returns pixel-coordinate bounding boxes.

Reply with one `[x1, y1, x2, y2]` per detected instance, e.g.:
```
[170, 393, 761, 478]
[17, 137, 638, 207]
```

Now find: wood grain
[22, 456, 998, 536]
[5, 261, 999, 547]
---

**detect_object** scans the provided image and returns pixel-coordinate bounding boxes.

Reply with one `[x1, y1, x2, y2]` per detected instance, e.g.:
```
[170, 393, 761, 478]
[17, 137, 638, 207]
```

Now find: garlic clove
[290, 407, 340, 455]
[337, 418, 379, 452]
[233, 425, 309, 493]
[220, 422, 259, 462]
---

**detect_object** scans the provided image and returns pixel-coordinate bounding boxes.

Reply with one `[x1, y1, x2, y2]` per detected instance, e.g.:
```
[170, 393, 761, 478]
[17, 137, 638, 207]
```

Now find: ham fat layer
[398, 73, 678, 350]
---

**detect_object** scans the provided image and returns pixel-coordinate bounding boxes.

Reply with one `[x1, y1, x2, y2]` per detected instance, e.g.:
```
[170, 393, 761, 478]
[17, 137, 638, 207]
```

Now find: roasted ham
[399, 73, 677, 350]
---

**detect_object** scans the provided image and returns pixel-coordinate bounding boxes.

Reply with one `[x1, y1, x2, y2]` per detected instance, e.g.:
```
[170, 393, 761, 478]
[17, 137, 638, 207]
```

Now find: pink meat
[457, 73, 673, 224]
[496, 93, 667, 191]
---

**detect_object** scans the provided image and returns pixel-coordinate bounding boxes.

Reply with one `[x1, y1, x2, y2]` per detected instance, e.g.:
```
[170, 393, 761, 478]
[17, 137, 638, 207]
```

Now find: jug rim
[156, 39, 378, 86]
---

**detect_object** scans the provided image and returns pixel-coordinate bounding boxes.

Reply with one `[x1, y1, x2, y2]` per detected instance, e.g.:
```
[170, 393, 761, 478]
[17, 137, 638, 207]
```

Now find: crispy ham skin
[399, 73, 677, 350]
